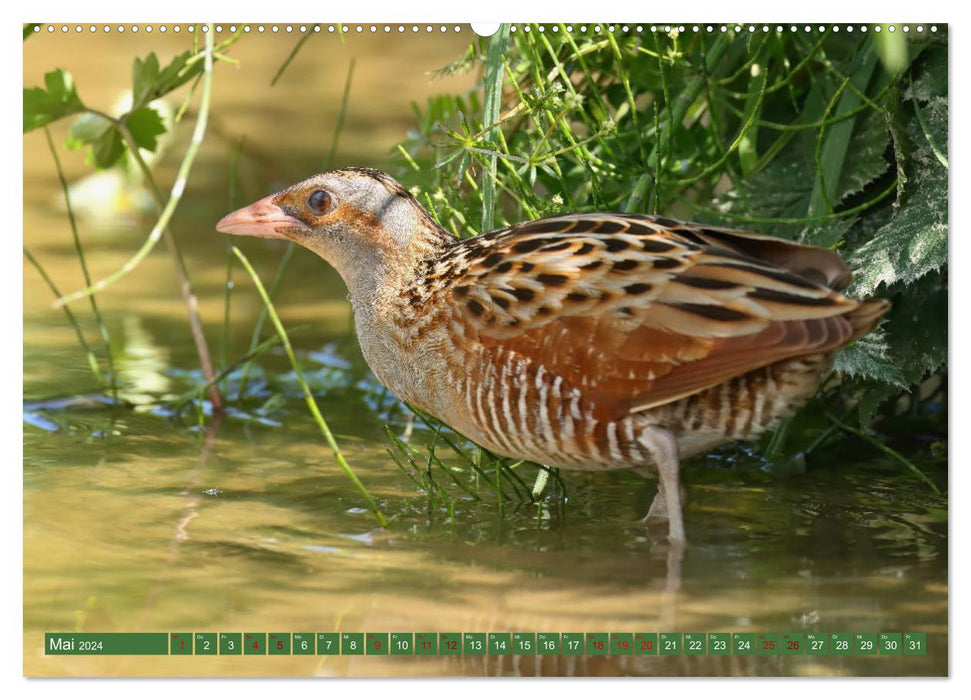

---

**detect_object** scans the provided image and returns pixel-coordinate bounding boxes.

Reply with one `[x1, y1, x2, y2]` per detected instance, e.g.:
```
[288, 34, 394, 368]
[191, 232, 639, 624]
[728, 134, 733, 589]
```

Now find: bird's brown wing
[445, 213, 883, 418]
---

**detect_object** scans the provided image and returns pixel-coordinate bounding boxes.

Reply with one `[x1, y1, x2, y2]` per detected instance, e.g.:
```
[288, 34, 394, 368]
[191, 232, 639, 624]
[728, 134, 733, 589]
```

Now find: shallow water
[23, 28, 947, 677]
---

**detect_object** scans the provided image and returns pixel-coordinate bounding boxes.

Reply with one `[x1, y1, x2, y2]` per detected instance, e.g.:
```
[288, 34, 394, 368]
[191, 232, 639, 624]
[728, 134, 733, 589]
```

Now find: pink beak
[216, 195, 303, 239]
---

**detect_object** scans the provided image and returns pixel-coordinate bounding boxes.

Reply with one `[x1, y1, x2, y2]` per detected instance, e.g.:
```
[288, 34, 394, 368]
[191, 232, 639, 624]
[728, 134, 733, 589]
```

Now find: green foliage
[23, 69, 84, 132]
[24, 42, 232, 169]
[130, 50, 204, 111]
[397, 25, 948, 429]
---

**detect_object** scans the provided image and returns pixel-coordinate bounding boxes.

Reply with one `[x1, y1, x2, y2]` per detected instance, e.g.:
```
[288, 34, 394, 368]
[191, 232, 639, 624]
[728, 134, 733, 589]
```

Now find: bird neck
[346, 225, 457, 407]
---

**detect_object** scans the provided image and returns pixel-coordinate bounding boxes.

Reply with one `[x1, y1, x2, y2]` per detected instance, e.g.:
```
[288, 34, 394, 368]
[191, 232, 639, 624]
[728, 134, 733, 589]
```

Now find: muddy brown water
[23, 27, 947, 676]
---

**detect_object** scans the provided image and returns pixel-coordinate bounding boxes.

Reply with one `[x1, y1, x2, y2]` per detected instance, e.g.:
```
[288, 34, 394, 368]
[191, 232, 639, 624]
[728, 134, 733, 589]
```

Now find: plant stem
[24, 247, 103, 386]
[825, 411, 941, 495]
[54, 24, 222, 410]
[481, 23, 510, 235]
[232, 246, 388, 527]
[325, 57, 355, 169]
[43, 127, 118, 399]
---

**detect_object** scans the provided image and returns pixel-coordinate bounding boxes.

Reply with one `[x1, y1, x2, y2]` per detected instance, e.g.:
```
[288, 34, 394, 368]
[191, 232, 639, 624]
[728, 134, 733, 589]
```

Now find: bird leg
[635, 425, 686, 544]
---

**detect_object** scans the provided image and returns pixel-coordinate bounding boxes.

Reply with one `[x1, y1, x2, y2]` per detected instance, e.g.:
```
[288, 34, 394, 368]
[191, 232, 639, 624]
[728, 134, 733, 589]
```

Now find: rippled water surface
[23, 29, 947, 677]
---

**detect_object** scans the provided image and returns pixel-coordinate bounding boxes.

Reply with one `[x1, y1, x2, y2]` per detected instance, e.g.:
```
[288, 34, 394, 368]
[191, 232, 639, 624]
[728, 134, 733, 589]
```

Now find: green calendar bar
[757, 632, 780, 655]
[219, 633, 241, 655]
[832, 633, 853, 656]
[586, 632, 608, 656]
[463, 633, 486, 656]
[610, 633, 633, 655]
[879, 633, 902, 655]
[538, 633, 559, 655]
[317, 633, 340, 655]
[342, 632, 364, 655]
[195, 633, 217, 655]
[782, 633, 805, 655]
[42, 631, 930, 656]
[904, 633, 927, 655]
[684, 633, 705, 656]
[293, 633, 315, 655]
[561, 633, 584, 655]
[366, 633, 389, 655]
[856, 633, 878, 656]
[416, 633, 438, 655]
[45, 633, 168, 655]
[806, 632, 828, 655]
[635, 632, 658, 655]
[268, 633, 290, 655]
[733, 633, 756, 655]
[708, 633, 730, 656]
[170, 633, 192, 655]
[244, 633, 266, 655]
[513, 633, 536, 655]
[439, 633, 461, 655]
[391, 633, 414, 655]
[660, 632, 681, 655]
[488, 632, 512, 655]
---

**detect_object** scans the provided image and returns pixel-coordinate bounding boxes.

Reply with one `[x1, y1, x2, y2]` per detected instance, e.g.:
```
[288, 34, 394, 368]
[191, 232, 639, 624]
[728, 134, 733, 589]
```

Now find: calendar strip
[44, 632, 928, 656]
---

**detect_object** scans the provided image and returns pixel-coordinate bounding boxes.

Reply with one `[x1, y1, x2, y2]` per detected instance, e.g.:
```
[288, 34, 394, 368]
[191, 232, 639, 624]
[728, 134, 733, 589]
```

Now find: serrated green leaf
[126, 107, 167, 152]
[854, 381, 905, 426]
[23, 69, 85, 132]
[65, 112, 113, 150]
[131, 53, 161, 109]
[909, 44, 947, 105]
[883, 270, 947, 387]
[91, 128, 125, 169]
[802, 217, 856, 251]
[832, 328, 906, 386]
[850, 132, 947, 295]
[130, 51, 199, 112]
[835, 107, 891, 203]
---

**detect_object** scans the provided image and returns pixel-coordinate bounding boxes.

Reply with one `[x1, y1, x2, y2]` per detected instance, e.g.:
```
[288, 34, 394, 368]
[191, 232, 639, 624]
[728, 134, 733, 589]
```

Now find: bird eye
[307, 189, 332, 214]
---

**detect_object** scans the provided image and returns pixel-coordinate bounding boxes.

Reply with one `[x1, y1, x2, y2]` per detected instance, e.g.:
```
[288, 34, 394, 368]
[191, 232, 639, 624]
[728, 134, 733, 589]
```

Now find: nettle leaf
[835, 107, 891, 203]
[909, 43, 947, 105]
[802, 217, 856, 251]
[884, 269, 947, 387]
[126, 107, 166, 152]
[713, 155, 814, 233]
[23, 69, 85, 132]
[832, 327, 906, 386]
[850, 92, 947, 296]
[853, 380, 906, 426]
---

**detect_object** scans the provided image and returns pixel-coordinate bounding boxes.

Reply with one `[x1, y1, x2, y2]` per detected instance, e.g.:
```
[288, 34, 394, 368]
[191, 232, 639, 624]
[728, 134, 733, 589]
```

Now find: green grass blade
[233, 246, 388, 527]
[480, 23, 510, 235]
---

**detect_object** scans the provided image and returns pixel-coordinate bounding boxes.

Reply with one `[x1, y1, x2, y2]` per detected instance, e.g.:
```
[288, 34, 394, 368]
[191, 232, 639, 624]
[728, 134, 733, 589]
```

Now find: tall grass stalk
[232, 246, 388, 527]
[43, 127, 117, 398]
[24, 248, 103, 387]
[480, 24, 510, 235]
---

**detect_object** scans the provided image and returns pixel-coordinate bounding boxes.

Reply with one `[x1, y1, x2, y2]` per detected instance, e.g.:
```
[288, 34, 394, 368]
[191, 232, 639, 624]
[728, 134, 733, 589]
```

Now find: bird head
[216, 168, 450, 297]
